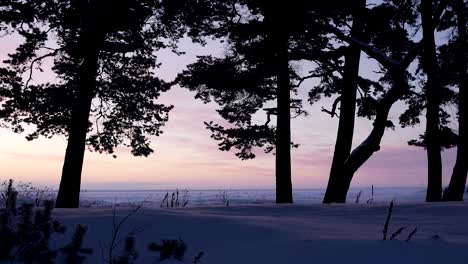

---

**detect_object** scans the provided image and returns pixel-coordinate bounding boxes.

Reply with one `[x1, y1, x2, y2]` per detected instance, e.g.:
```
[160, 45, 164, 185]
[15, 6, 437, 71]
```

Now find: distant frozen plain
[79, 187, 431, 207]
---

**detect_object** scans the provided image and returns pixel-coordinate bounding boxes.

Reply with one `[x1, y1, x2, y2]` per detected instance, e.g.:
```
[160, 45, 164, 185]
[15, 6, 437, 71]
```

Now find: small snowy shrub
[382, 201, 418, 242]
[1, 179, 55, 207]
[0, 179, 18, 211]
[161, 189, 189, 208]
[148, 239, 187, 261]
[102, 205, 143, 264]
[16, 181, 55, 207]
[0, 207, 16, 260]
[61, 224, 93, 264]
[113, 236, 139, 264]
[193, 251, 204, 264]
[0, 191, 66, 263]
[0, 179, 18, 259]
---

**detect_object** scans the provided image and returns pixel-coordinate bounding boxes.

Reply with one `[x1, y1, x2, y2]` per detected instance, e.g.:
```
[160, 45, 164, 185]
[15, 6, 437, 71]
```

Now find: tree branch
[321, 96, 341, 118]
[328, 25, 401, 71]
[293, 73, 323, 88]
[289, 46, 348, 62]
[329, 0, 448, 72]
[343, 73, 408, 176]
[25, 50, 59, 87]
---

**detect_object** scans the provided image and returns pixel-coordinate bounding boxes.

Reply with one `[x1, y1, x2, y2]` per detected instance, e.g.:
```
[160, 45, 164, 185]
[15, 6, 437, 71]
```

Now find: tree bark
[323, 0, 366, 203]
[443, 0, 468, 201]
[275, 32, 293, 204]
[55, 4, 102, 208]
[422, 0, 442, 202]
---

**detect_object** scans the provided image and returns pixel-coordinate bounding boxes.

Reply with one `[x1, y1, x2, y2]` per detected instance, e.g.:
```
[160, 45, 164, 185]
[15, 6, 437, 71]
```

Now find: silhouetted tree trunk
[323, 0, 366, 203]
[326, 0, 448, 203]
[443, 0, 468, 201]
[421, 0, 442, 202]
[337, 71, 409, 200]
[56, 5, 103, 208]
[275, 31, 293, 204]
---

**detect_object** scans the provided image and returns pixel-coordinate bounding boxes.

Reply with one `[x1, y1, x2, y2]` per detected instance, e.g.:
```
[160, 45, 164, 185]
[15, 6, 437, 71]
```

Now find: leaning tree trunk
[422, 0, 443, 202]
[443, 0, 468, 201]
[338, 72, 408, 200]
[327, 0, 448, 203]
[275, 32, 293, 204]
[323, 0, 366, 203]
[55, 10, 102, 208]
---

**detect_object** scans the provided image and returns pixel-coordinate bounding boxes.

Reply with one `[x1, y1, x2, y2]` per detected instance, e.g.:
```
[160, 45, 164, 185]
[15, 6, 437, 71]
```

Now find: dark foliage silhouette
[61, 224, 93, 264]
[442, 0, 468, 201]
[148, 238, 187, 261]
[113, 236, 138, 264]
[103, 205, 143, 264]
[420, 0, 444, 201]
[1, 0, 465, 206]
[323, 0, 367, 203]
[322, 0, 449, 202]
[0, 182, 66, 263]
[177, 0, 358, 203]
[0, 0, 193, 207]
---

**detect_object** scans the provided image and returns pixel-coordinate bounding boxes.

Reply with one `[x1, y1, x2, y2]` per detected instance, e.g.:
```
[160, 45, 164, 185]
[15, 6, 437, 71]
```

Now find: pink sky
[0, 35, 458, 190]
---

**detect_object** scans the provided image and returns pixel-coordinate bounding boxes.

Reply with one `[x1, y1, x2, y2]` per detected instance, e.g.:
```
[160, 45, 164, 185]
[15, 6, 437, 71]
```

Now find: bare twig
[104, 205, 143, 264]
[321, 96, 342, 118]
[406, 227, 418, 242]
[390, 227, 406, 240]
[293, 73, 322, 88]
[193, 251, 204, 264]
[382, 200, 394, 240]
[355, 191, 362, 204]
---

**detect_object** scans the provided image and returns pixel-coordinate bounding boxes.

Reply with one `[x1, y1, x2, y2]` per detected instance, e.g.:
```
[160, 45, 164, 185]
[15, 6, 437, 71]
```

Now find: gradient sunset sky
[0, 30, 457, 190]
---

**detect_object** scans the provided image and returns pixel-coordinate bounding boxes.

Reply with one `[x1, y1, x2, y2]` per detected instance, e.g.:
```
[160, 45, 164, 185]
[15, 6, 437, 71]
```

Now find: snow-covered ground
[51, 202, 468, 264]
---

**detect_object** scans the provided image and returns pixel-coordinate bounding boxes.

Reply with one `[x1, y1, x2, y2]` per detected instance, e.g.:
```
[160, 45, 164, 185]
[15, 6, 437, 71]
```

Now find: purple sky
[0, 32, 458, 190]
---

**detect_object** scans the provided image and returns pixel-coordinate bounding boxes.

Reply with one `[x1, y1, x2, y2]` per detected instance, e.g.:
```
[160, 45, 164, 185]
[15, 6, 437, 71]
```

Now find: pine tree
[0, 0, 190, 208]
[318, 0, 422, 202]
[321, 0, 451, 202]
[177, 0, 349, 203]
[0, 180, 18, 260]
[442, 0, 468, 201]
[421, 0, 444, 201]
[323, 0, 367, 203]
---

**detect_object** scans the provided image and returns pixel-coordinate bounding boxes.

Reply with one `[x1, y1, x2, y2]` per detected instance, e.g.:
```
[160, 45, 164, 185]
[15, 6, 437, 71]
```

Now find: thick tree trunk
[422, 0, 442, 202]
[323, 0, 366, 203]
[443, 0, 468, 201]
[323, 70, 408, 203]
[339, 73, 408, 200]
[275, 33, 293, 204]
[327, 0, 448, 203]
[55, 9, 102, 208]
